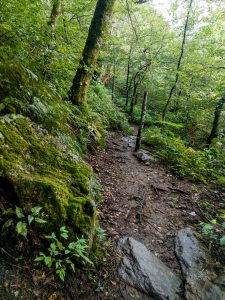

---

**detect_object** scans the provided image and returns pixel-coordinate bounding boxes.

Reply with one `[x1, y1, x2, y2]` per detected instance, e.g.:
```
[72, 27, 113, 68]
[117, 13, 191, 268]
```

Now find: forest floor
[86, 128, 216, 299]
[1, 128, 222, 300]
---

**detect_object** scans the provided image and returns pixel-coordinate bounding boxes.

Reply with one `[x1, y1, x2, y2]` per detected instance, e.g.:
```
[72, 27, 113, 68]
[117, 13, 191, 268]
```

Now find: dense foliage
[0, 0, 225, 296]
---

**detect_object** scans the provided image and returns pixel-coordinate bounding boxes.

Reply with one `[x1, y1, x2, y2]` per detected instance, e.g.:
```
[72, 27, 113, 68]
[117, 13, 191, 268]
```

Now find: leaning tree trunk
[162, 0, 193, 122]
[207, 95, 225, 147]
[70, 0, 115, 105]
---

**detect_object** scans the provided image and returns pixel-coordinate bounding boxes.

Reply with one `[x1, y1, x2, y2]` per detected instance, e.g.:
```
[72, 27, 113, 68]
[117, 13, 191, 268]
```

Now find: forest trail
[88, 129, 208, 275]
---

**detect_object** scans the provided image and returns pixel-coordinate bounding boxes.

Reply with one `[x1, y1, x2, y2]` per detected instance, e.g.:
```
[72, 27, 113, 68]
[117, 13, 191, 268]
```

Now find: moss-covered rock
[0, 114, 99, 241]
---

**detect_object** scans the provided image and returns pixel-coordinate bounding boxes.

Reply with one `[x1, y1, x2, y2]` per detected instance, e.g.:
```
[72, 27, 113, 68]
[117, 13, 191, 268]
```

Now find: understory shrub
[144, 126, 225, 184]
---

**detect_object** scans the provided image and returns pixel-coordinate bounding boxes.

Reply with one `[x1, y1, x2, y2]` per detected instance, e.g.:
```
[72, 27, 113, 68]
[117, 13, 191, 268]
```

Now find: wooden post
[135, 91, 148, 151]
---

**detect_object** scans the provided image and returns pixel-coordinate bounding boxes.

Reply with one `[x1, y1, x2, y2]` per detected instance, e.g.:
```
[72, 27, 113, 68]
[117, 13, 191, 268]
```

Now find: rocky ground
[88, 132, 205, 272]
[87, 131, 225, 299]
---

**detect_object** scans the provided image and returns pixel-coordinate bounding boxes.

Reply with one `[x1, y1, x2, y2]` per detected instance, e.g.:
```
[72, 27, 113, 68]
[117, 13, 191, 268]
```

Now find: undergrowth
[144, 126, 225, 185]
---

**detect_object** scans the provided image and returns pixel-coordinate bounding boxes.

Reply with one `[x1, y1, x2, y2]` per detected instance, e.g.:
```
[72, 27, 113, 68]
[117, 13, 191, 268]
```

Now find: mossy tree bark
[70, 0, 115, 105]
[48, 0, 61, 29]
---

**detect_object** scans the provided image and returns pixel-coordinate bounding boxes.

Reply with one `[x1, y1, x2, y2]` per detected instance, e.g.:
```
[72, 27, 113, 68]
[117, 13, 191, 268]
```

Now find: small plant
[96, 226, 107, 242]
[201, 209, 225, 253]
[35, 226, 93, 281]
[2, 206, 46, 237]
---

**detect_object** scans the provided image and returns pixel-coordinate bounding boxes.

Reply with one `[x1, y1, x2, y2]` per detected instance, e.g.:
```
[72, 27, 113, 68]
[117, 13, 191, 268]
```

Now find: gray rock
[134, 150, 157, 163]
[122, 136, 136, 148]
[175, 228, 225, 300]
[117, 237, 182, 300]
[175, 228, 210, 275]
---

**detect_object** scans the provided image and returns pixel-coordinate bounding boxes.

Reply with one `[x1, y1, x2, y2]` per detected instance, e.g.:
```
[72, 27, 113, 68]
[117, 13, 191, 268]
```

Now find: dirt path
[88, 131, 207, 275]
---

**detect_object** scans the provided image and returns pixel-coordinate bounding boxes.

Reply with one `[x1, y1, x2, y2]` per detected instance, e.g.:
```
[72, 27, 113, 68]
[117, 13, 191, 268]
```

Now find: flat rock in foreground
[117, 237, 182, 300]
[175, 228, 225, 300]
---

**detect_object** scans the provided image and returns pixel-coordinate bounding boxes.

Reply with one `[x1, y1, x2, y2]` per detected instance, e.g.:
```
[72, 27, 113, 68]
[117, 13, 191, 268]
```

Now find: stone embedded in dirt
[175, 228, 225, 300]
[121, 136, 136, 148]
[117, 237, 182, 300]
[175, 228, 210, 275]
[134, 150, 157, 164]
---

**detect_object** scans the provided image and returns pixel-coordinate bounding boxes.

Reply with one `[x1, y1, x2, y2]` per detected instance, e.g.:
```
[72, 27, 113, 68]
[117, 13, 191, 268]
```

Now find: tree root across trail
[87, 130, 210, 296]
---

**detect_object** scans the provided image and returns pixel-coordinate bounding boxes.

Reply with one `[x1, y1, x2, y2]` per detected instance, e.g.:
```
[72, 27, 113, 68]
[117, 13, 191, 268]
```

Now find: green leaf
[60, 232, 68, 239]
[56, 268, 65, 281]
[56, 240, 64, 251]
[31, 206, 42, 216]
[70, 263, 75, 272]
[68, 242, 76, 250]
[15, 206, 24, 219]
[34, 255, 45, 262]
[44, 256, 52, 267]
[60, 226, 68, 239]
[45, 232, 57, 240]
[220, 236, 225, 247]
[16, 221, 27, 237]
[3, 208, 15, 216]
[202, 224, 213, 235]
[28, 215, 34, 225]
[2, 219, 13, 229]
[35, 217, 47, 224]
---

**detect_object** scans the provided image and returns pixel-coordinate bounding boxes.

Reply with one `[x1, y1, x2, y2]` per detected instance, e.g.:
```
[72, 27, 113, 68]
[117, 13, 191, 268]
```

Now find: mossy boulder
[0, 114, 99, 241]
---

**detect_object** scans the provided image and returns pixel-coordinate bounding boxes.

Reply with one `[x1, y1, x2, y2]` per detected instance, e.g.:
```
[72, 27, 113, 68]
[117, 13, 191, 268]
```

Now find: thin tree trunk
[61, 0, 69, 44]
[44, 0, 61, 78]
[70, 0, 115, 105]
[135, 91, 148, 151]
[48, 0, 61, 30]
[112, 57, 116, 102]
[134, 89, 139, 105]
[207, 95, 225, 147]
[129, 80, 138, 117]
[162, 0, 193, 121]
[125, 38, 134, 106]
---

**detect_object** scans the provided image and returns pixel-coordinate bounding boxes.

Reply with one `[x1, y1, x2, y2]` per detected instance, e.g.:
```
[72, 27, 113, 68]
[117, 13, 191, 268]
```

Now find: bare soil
[88, 131, 208, 275]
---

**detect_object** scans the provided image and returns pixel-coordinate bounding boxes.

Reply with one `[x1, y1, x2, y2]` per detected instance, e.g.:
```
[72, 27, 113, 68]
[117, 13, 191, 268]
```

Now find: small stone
[189, 211, 197, 216]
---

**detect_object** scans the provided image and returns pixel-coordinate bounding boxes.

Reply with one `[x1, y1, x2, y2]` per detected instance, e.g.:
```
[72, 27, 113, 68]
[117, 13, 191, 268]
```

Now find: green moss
[0, 114, 99, 239]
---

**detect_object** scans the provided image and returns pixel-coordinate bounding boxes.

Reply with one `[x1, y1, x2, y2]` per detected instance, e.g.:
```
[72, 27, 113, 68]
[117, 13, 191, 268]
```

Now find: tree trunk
[111, 57, 116, 102]
[48, 0, 61, 29]
[125, 38, 134, 107]
[135, 91, 148, 151]
[70, 0, 115, 105]
[43, 0, 61, 78]
[162, 0, 193, 122]
[129, 80, 138, 117]
[207, 95, 225, 147]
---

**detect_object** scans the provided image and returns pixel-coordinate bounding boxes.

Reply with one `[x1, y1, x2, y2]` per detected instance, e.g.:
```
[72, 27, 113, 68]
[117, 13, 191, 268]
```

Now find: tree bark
[162, 0, 193, 122]
[129, 79, 138, 117]
[135, 91, 148, 151]
[111, 56, 116, 102]
[125, 39, 134, 107]
[48, 0, 61, 29]
[207, 95, 225, 147]
[70, 0, 115, 105]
